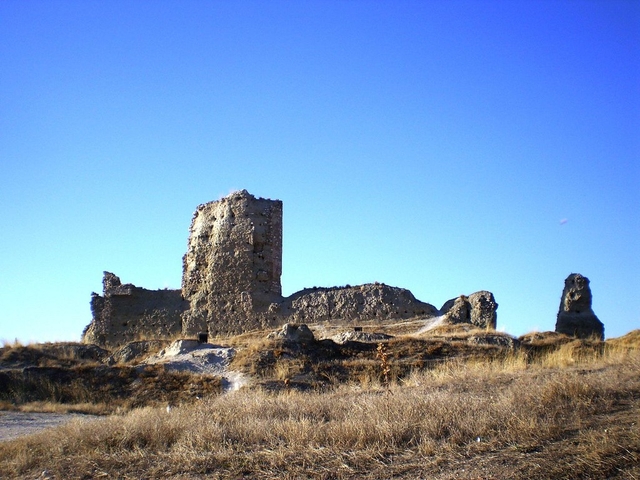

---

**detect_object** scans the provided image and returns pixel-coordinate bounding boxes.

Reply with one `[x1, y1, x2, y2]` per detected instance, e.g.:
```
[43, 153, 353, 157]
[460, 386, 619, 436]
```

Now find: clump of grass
[1, 339, 26, 349]
[606, 329, 640, 349]
[14, 401, 110, 415]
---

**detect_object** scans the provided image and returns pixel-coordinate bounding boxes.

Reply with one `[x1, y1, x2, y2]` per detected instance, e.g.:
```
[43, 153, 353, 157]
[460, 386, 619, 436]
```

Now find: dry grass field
[0, 329, 639, 479]
[0, 341, 222, 414]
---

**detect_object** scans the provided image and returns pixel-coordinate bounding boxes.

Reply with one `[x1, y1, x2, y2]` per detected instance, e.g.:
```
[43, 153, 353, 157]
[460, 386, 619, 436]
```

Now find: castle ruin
[83, 190, 495, 348]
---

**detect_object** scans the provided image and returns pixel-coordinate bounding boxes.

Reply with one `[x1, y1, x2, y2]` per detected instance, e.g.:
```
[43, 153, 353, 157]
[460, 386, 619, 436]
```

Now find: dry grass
[0, 339, 26, 349]
[607, 329, 640, 348]
[0, 342, 107, 369]
[0, 400, 110, 415]
[0, 364, 223, 414]
[227, 328, 528, 393]
[1, 343, 638, 479]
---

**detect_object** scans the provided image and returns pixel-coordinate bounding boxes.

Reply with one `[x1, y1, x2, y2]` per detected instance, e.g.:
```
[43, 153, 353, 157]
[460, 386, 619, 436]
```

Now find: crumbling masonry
[180, 191, 283, 336]
[83, 190, 495, 348]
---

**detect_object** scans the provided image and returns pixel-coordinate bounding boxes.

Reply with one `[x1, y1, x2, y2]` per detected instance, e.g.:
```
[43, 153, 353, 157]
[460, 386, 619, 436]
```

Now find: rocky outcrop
[468, 291, 499, 329]
[555, 273, 604, 339]
[440, 291, 498, 329]
[440, 296, 471, 324]
[281, 283, 438, 324]
[83, 272, 186, 348]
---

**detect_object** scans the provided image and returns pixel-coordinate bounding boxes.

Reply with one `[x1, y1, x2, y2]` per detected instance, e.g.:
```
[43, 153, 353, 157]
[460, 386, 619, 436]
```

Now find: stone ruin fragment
[555, 273, 604, 340]
[82, 272, 186, 348]
[82, 190, 498, 348]
[439, 291, 498, 330]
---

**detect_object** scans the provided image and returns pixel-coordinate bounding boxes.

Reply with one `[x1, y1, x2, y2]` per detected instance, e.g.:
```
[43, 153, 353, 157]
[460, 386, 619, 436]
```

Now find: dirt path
[0, 411, 96, 442]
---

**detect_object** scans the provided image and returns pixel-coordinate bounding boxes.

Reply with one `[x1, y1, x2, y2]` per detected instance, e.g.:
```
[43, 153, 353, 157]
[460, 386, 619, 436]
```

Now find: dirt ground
[0, 411, 97, 442]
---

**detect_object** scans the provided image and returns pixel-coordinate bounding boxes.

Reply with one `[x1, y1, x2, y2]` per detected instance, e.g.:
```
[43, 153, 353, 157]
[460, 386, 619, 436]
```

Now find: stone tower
[181, 190, 284, 336]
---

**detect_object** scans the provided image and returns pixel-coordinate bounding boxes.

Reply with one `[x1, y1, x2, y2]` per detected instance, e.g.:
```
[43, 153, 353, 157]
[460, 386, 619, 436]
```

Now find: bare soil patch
[0, 411, 96, 442]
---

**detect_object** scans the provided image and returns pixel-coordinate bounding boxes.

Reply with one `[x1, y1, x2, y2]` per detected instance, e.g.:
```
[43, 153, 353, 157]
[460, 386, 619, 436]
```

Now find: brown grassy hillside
[1, 331, 638, 479]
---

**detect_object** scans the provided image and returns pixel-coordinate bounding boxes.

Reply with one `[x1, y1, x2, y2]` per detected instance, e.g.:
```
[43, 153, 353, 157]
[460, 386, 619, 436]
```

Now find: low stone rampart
[83, 272, 186, 348]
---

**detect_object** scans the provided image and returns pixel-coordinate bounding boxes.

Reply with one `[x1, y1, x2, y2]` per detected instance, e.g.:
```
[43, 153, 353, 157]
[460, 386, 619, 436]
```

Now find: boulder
[555, 273, 604, 339]
[468, 291, 498, 329]
[468, 334, 519, 349]
[441, 296, 471, 324]
[268, 324, 315, 343]
[331, 331, 394, 344]
[106, 340, 169, 364]
[440, 291, 498, 329]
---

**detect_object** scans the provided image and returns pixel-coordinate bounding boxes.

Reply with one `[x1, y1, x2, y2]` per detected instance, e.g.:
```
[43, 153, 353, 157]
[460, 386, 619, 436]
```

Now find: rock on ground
[267, 324, 315, 343]
[142, 339, 247, 391]
[439, 291, 498, 329]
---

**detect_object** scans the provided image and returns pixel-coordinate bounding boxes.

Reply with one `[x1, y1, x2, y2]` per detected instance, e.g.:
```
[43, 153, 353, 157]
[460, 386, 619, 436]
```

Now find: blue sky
[1, 0, 638, 343]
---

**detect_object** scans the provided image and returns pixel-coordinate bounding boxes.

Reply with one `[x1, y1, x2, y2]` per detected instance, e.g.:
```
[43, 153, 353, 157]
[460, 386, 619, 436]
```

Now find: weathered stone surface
[267, 323, 315, 343]
[440, 291, 498, 329]
[82, 272, 186, 348]
[331, 330, 394, 344]
[440, 296, 471, 324]
[555, 273, 604, 339]
[468, 291, 498, 329]
[468, 334, 519, 349]
[281, 283, 438, 324]
[181, 190, 283, 336]
[106, 340, 169, 365]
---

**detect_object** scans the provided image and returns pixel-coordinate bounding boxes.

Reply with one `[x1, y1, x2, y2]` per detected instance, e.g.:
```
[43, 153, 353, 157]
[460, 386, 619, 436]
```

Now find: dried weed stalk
[376, 342, 391, 387]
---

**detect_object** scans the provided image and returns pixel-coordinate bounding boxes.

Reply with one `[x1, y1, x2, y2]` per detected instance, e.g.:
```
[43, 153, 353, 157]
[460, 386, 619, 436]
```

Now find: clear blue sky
[1, 0, 638, 343]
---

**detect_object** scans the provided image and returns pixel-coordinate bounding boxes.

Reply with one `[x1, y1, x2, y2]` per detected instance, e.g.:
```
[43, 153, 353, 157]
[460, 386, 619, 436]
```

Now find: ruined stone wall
[83, 191, 498, 347]
[181, 190, 284, 336]
[82, 272, 186, 348]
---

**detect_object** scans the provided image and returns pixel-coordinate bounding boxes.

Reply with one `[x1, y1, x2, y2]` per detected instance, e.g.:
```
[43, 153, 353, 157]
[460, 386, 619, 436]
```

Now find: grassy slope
[0, 331, 639, 479]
